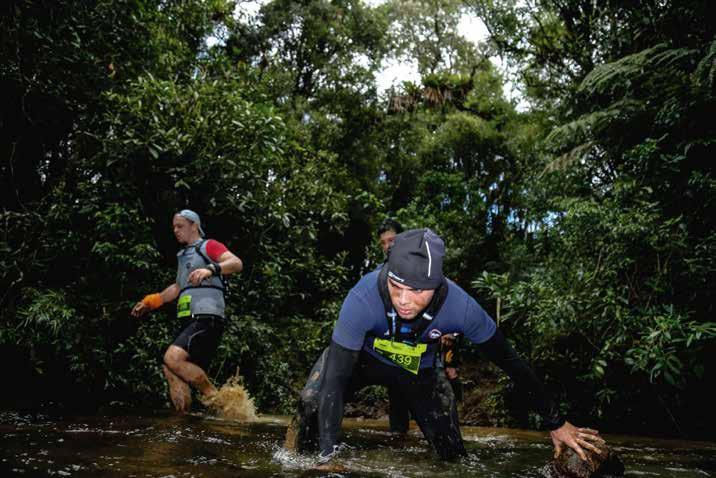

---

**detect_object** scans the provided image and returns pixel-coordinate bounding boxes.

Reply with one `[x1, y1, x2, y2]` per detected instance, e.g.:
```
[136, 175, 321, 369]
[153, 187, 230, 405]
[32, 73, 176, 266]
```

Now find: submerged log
[542, 440, 624, 478]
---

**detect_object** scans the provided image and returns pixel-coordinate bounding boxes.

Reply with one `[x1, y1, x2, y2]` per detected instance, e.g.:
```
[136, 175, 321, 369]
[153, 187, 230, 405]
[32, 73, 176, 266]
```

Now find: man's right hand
[131, 301, 150, 317]
[550, 421, 604, 461]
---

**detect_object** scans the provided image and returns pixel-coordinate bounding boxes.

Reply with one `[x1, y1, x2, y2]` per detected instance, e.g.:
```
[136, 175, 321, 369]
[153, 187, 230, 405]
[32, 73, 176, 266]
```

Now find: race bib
[373, 338, 427, 375]
[177, 294, 192, 318]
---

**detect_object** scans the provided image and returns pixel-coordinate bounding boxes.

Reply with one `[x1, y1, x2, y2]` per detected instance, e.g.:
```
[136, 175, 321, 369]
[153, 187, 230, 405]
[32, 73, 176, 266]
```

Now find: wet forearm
[318, 340, 360, 454]
[477, 329, 565, 430]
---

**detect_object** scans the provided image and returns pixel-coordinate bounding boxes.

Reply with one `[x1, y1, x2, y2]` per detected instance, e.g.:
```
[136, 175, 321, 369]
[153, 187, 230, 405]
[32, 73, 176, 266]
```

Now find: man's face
[387, 278, 435, 320]
[172, 215, 197, 244]
[379, 230, 398, 254]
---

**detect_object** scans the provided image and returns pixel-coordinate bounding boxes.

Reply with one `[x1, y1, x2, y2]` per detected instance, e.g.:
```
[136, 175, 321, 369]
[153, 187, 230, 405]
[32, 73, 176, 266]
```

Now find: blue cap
[176, 209, 205, 237]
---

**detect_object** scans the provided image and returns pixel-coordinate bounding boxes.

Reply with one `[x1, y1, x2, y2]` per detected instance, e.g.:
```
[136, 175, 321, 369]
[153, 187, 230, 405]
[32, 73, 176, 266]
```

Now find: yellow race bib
[373, 338, 427, 375]
[177, 295, 192, 318]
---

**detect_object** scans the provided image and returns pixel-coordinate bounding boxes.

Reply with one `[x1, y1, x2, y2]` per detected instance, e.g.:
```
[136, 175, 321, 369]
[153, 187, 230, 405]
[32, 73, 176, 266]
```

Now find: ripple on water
[3, 412, 716, 477]
[201, 435, 232, 445]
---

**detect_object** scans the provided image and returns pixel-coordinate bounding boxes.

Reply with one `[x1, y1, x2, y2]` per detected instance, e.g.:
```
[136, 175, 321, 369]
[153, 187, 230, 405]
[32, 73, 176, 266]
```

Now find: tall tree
[386, 0, 481, 76]
[473, 0, 716, 436]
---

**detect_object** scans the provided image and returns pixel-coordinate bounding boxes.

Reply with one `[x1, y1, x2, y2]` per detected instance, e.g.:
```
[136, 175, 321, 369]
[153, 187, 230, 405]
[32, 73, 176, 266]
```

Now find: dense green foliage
[1, 0, 713, 438]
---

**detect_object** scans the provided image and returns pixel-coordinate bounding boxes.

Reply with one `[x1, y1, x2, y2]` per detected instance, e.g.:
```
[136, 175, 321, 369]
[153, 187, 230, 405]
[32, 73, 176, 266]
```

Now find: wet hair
[378, 218, 403, 236]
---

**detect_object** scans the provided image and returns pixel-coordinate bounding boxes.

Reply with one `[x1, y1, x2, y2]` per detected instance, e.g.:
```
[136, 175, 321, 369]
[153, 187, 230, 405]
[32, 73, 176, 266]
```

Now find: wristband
[207, 263, 222, 276]
[142, 293, 163, 310]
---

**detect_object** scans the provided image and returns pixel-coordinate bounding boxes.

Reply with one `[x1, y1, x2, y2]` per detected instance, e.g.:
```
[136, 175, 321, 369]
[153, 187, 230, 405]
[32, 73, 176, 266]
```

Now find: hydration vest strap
[193, 239, 212, 265]
[180, 284, 226, 294]
[188, 239, 228, 290]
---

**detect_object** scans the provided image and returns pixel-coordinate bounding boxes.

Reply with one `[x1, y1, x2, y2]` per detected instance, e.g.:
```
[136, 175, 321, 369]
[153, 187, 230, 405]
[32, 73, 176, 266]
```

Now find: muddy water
[1, 410, 715, 477]
[202, 378, 258, 422]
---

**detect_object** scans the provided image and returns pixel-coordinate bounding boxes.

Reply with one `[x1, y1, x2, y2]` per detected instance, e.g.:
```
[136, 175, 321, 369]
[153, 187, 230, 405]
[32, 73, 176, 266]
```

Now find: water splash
[202, 372, 257, 422]
[272, 446, 319, 470]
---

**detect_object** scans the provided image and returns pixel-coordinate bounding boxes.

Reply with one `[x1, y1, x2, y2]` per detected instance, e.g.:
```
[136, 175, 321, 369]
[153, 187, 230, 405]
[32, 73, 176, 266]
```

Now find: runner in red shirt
[131, 210, 243, 412]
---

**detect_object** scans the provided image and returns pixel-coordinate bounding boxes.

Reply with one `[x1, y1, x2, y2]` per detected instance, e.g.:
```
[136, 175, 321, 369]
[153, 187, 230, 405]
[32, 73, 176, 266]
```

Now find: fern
[694, 39, 716, 95]
[579, 43, 695, 101]
[546, 99, 642, 151]
[545, 42, 708, 164]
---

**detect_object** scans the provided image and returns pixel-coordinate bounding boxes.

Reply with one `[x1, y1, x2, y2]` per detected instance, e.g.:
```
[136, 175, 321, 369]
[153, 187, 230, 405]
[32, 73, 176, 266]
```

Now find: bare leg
[164, 345, 218, 398]
[162, 364, 192, 413]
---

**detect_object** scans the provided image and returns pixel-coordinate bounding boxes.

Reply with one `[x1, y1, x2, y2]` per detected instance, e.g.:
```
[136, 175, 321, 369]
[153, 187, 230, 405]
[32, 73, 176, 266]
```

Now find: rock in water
[543, 440, 624, 478]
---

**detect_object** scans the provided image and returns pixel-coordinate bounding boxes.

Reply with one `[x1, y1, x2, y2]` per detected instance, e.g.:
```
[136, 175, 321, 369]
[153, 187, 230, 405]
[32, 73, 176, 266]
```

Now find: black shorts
[171, 316, 225, 371]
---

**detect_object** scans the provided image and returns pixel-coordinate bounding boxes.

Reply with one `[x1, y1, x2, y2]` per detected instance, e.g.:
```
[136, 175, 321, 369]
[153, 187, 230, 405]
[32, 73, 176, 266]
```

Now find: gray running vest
[176, 240, 226, 319]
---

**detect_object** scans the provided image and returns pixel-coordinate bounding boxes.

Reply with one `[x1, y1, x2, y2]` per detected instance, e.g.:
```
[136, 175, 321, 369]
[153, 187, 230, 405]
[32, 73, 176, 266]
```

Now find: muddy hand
[550, 422, 604, 461]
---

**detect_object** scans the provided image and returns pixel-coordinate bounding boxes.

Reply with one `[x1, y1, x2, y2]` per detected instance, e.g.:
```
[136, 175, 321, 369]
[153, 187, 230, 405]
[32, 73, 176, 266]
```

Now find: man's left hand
[188, 268, 212, 285]
[550, 421, 605, 461]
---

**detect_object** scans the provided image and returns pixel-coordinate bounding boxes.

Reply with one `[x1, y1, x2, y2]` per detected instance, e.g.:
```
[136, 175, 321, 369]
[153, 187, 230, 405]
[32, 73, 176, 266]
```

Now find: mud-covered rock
[542, 440, 624, 478]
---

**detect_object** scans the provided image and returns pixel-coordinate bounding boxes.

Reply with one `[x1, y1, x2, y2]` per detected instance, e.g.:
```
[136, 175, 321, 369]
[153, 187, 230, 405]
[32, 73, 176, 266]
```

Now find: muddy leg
[164, 345, 217, 398]
[162, 364, 192, 413]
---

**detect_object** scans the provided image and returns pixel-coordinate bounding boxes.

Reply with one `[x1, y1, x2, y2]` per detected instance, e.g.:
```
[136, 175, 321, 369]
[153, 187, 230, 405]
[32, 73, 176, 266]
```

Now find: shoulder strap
[193, 239, 211, 264]
[193, 239, 228, 290]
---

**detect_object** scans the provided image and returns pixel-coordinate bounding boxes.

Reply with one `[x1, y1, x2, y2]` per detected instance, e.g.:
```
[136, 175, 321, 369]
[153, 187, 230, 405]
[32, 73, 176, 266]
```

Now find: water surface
[1, 409, 714, 477]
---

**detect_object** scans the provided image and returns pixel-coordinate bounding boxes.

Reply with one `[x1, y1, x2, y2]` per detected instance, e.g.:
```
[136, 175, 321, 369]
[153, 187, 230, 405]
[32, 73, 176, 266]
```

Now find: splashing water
[202, 372, 257, 421]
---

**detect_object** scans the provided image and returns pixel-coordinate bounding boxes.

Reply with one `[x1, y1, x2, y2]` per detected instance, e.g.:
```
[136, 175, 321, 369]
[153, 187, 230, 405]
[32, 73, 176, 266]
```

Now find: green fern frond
[542, 140, 596, 175]
[546, 99, 643, 150]
[580, 43, 695, 100]
[694, 39, 716, 95]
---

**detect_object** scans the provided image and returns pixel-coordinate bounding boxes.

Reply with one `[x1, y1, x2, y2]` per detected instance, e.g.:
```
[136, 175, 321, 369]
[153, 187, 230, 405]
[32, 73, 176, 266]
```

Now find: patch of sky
[206, 0, 527, 108]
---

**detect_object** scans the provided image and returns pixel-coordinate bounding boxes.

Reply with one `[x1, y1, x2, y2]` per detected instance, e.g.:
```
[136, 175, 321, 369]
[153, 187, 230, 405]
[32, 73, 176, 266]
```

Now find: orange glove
[142, 293, 163, 310]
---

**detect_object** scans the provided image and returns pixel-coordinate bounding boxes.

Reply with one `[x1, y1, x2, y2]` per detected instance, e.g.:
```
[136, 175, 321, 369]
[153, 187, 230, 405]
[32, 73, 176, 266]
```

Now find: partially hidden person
[439, 333, 462, 402]
[377, 219, 411, 434]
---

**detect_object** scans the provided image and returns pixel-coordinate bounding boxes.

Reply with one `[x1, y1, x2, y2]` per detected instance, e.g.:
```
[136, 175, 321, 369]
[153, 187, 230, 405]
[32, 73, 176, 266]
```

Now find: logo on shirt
[428, 329, 442, 340]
